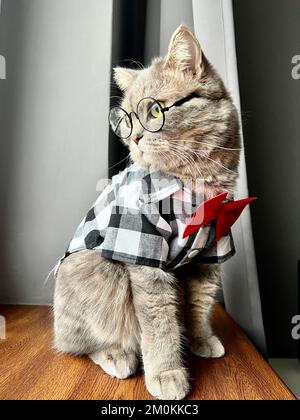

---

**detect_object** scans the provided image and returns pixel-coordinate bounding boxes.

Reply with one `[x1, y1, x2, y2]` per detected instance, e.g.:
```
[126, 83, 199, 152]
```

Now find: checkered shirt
[63, 163, 235, 271]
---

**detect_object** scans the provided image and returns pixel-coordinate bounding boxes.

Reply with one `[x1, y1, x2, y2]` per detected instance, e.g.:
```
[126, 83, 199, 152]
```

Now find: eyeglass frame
[109, 92, 200, 139]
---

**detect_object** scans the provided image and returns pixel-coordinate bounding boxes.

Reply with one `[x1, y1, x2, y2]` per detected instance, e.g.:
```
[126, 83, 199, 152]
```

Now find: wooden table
[0, 304, 296, 400]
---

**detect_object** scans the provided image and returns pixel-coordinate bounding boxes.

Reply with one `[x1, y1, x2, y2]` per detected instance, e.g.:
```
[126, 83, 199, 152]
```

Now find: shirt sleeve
[99, 204, 171, 270]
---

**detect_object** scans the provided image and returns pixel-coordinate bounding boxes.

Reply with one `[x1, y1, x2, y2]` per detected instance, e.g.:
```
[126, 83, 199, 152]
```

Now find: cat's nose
[132, 135, 143, 145]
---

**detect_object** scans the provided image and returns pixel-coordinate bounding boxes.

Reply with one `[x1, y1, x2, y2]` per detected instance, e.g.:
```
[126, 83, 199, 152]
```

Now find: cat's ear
[113, 67, 138, 91]
[165, 26, 204, 75]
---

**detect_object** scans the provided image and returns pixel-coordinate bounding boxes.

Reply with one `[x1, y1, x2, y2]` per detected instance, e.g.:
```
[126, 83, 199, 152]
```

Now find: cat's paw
[190, 335, 225, 359]
[146, 368, 190, 400]
[90, 348, 138, 379]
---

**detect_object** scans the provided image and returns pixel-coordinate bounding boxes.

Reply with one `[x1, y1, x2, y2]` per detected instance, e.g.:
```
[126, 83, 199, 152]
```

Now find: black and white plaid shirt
[63, 163, 235, 271]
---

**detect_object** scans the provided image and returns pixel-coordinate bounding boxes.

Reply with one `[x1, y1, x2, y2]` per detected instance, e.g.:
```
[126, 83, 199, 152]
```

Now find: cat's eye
[150, 102, 165, 119]
[137, 98, 165, 133]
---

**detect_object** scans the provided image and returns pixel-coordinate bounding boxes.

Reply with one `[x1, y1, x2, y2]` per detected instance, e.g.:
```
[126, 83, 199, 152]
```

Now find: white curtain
[156, 0, 266, 352]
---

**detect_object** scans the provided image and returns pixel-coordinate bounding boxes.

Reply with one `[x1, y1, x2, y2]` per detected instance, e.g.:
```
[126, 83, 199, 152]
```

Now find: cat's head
[112, 26, 240, 190]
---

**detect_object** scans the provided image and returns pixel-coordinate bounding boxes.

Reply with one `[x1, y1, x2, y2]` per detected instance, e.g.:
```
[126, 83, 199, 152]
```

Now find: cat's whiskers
[147, 144, 196, 179]
[169, 138, 243, 151]
[171, 150, 195, 179]
[109, 154, 131, 171]
[166, 143, 207, 180]
[168, 140, 238, 176]
[159, 146, 195, 178]
[191, 150, 236, 174]
[167, 145, 204, 180]
[121, 59, 145, 70]
[168, 141, 236, 174]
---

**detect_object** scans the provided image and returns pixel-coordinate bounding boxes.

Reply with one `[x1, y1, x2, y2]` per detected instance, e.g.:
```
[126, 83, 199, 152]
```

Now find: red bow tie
[183, 192, 257, 241]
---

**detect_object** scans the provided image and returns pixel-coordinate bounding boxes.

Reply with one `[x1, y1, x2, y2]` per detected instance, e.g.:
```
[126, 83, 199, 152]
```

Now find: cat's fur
[54, 26, 240, 400]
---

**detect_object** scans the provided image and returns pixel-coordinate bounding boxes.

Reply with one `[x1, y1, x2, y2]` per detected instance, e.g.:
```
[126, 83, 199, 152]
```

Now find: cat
[54, 26, 240, 400]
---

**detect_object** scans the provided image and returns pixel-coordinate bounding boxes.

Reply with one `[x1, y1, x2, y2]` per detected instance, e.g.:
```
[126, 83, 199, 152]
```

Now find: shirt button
[188, 250, 200, 259]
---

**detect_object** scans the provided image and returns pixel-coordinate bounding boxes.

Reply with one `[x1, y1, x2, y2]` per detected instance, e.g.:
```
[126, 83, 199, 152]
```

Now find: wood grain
[0, 304, 296, 400]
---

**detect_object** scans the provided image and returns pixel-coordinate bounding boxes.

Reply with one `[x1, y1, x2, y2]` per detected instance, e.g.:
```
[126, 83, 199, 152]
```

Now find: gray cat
[54, 26, 240, 400]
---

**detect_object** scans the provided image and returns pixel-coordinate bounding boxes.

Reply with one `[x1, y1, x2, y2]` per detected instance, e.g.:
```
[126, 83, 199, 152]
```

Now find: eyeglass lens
[109, 98, 165, 138]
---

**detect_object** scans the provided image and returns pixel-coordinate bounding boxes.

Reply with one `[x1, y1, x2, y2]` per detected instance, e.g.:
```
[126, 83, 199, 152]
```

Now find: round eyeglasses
[109, 93, 199, 139]
[109, 97, 165, 139]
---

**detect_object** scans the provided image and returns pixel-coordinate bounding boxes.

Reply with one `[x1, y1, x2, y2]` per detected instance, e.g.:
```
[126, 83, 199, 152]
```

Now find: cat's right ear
[165, 25, 204, 76]
[113, 67, 138, 91]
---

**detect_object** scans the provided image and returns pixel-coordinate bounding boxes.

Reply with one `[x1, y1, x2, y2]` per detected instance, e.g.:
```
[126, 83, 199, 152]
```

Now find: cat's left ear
[113, 67, 138, 91]
[165, 25, 204, 76]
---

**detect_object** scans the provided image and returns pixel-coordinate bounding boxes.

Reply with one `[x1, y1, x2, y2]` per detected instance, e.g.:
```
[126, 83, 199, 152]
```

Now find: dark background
[109, 0, 148, 177]
[233, 0, 300, 357]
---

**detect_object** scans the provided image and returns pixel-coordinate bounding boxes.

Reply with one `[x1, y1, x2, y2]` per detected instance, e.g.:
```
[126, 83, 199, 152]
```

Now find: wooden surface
[0, 304, 296, 400]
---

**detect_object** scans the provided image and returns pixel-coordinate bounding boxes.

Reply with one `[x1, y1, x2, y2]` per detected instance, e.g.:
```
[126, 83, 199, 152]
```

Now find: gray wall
[233, 0, 300, 357]
[0, 0, 112, 304]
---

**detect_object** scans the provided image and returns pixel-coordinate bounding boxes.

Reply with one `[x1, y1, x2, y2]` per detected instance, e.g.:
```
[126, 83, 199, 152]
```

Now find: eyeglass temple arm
[161, 93, 200, 112]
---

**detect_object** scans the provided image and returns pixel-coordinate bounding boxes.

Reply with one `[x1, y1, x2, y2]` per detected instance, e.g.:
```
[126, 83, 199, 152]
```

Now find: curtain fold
[221, 0, 267, 354]
[192, 0, 266, 354]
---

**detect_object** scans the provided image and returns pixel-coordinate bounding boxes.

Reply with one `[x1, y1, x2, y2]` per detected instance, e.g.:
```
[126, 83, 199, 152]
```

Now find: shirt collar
[138, 168, 182, 204]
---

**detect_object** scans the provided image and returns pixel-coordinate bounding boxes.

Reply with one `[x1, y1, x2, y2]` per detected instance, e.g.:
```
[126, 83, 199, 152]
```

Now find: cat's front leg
[184, 264, 225, 359]
[129, 266, 190, 401]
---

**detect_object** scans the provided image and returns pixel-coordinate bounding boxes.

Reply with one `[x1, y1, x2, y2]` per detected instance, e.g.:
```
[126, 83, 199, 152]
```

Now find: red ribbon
[182, 192, 257, 241]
